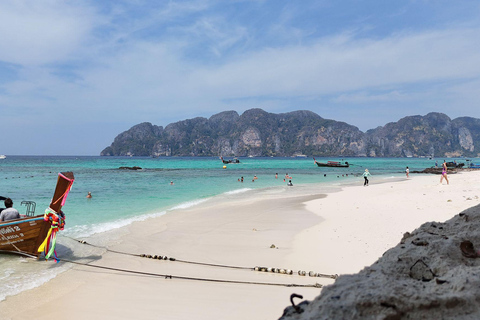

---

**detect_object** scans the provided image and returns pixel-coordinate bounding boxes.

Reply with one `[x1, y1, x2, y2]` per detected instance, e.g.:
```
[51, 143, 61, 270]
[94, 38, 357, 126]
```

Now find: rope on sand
[59, 258, 323, 288]
[7, 248, 322, 288]
[64, 236, 338, 280]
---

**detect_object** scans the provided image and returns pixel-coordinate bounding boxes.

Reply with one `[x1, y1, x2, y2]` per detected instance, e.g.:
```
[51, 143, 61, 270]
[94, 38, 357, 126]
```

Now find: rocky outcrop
[101, 110, 480, 157]
[279, 204, 480, 320]
[365, 113, 480, 158]
[101, 122, 164, 157]
[100, 109, 365, 157]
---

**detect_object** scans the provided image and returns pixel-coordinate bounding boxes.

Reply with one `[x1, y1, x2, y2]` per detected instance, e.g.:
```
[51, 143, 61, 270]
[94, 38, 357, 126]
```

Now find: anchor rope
[62, 236, 338, 279]
[59, 258, 323, 288]
[4, 248, 322, 288]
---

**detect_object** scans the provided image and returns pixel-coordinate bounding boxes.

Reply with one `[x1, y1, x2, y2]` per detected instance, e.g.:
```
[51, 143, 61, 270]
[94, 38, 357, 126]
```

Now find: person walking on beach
[440, 160, 449, 185]
[363, 169, 371, 186]
[405, 166, 409, 178]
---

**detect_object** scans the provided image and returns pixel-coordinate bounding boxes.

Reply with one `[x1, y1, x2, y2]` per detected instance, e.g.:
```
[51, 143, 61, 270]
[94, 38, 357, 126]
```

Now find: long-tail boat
[0, 172, 74, 258]
[313, 158, 349, 168]
[220, 156, 240, 164]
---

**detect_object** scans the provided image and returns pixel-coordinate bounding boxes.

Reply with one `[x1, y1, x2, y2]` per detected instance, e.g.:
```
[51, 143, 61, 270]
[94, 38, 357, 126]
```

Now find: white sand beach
[1, 171, 480, 320]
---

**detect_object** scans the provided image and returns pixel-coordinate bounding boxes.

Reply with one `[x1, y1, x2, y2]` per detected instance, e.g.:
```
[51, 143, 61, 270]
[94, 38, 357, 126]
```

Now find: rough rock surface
[279, 204, 480, 320]
[101, 109, 480, 157]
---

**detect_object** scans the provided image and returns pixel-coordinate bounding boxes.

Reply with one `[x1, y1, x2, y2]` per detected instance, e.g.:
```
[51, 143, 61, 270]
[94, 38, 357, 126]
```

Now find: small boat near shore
[220, 157, 240, 164]
[446, 161, 464, 169]
[313, 158, 349, 168]
[0, 172, 74, 258]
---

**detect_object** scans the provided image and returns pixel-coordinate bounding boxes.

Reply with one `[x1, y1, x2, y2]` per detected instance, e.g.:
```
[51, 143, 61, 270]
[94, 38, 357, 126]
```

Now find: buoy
[223, 165, 227, 169]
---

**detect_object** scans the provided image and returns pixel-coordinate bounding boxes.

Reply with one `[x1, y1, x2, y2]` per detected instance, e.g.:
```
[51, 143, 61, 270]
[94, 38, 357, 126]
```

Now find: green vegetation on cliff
[101, 109, 480, 157]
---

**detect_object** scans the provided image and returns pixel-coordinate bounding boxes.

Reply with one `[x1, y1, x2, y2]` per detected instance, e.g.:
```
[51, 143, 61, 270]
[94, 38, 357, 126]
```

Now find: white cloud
[0, 1, 100, 66]
[332, 91, 407, 104]
[199, 27, 480, 98]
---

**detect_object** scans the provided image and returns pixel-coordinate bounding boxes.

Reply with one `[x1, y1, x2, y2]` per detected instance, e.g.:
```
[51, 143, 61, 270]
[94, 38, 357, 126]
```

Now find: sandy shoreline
[1, 172, 480, 319]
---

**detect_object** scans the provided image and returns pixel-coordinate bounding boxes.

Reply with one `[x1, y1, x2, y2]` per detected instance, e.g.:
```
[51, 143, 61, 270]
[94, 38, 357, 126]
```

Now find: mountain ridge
[100, 109, 480, 158]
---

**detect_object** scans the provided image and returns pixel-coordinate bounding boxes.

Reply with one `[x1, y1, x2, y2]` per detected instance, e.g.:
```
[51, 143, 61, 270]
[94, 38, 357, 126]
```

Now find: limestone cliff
[101, 109, 365, 157]
[100, 109, 480, 157]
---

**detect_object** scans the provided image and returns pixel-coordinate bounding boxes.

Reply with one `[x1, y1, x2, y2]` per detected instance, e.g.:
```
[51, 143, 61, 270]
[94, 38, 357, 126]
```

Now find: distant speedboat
[0, 155, 6, 160]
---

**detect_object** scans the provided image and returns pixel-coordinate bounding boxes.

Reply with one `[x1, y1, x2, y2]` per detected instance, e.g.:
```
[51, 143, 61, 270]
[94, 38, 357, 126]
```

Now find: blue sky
[1, 0, 479, 155]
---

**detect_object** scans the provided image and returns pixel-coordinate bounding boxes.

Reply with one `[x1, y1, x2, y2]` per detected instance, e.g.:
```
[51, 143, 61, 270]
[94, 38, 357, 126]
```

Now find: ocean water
[0, 155, 476, 301]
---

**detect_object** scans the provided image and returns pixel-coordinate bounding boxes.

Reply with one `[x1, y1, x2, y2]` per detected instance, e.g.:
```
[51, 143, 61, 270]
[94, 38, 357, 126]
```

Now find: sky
[1, 0, 480, 155]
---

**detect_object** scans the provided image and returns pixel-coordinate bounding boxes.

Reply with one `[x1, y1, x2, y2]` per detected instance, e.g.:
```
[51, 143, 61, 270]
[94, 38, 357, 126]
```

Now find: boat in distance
[220, 156, 240, 164]
[313, 158, 350, 168]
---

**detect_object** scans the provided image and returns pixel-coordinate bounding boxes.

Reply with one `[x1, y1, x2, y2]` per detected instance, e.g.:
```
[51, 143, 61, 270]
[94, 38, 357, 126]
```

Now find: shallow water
[0, 155, 475, 301]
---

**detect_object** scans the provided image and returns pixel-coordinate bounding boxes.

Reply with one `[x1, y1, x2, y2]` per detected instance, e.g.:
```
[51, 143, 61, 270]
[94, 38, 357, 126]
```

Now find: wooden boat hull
[0, 215, 50, 257]
[315, 162, 349, 168]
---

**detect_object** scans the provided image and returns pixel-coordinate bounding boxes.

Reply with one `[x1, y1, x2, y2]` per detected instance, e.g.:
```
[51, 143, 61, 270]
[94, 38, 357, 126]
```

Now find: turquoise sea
[1, 155, 476, 301]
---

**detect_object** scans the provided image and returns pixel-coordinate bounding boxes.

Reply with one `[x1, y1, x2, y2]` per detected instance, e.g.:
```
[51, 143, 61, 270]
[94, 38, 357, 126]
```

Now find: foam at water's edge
[0, 261, 70, 302]
[169, 198, 210, 210]
[66, 210, 168, 238]
[223, 188, 253, 195]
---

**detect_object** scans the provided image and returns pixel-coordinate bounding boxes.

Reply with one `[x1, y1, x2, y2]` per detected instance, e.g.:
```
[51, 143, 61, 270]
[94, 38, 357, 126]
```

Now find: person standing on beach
[363, 169, 371, 186]
[406, 167, 409, 178]
[440, 160, 449, 185]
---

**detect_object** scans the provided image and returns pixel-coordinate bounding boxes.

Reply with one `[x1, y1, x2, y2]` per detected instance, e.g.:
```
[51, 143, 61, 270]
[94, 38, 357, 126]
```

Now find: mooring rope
[59, 258, 323, 288]
[6, 248, 322, 288]
[63, 236, 338, 279]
